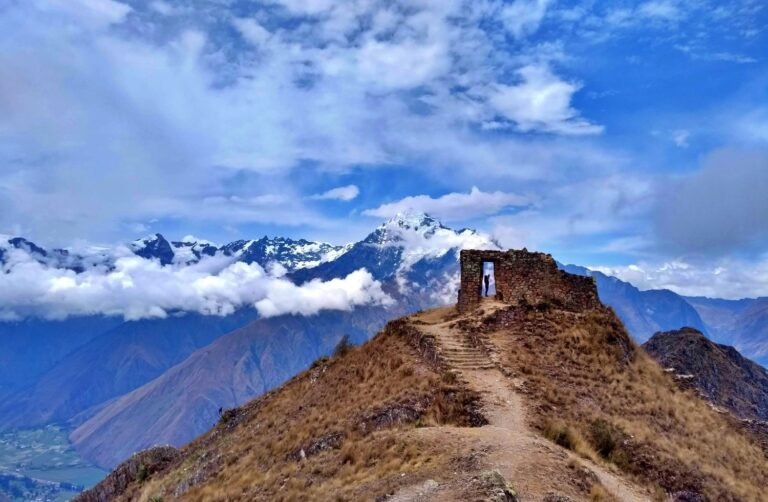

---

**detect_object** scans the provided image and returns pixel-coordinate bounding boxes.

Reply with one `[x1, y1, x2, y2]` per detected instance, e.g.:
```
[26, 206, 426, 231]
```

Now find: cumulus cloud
[654, 148, 768, 255]
[0, 248, 391, 321]
[486, 66, 604, 135]
[363, 187, 530, 221]
[309, 185, 360, 201]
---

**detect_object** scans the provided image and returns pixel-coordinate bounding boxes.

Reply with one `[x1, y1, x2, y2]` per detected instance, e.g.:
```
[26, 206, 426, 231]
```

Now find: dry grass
[125, 319, 484, 501]
[486, 304, 768, 501]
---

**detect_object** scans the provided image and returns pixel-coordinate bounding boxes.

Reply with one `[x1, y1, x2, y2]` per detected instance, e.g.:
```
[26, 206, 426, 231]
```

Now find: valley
[0, 426, 106, 502]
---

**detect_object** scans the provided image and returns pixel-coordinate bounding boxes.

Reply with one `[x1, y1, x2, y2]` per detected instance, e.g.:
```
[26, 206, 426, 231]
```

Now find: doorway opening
[482, 261, 496, 298]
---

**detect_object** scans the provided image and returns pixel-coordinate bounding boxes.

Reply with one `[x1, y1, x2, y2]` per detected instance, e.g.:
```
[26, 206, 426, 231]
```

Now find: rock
[543, 494, 574, 502]
[75, 446, 179, 502]
[479, 470, 518, 502]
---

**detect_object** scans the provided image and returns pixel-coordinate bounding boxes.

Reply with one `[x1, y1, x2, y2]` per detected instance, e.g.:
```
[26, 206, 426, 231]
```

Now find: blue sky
[0, 0, 767, 297]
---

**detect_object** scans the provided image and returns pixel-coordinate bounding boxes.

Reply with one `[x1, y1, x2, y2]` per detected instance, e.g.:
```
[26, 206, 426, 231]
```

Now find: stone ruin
[457, 249, 601, 313]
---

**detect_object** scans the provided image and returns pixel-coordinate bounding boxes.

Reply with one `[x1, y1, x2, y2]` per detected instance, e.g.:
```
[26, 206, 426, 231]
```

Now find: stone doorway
[482, 261, 496, 298]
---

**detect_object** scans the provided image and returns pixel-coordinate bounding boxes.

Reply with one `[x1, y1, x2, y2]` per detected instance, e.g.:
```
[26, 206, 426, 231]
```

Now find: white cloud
[363, 187, 530, 221]
[150, 1, 177, 16]
[672, 129, 690, 148]
[637, 0, 681, 21]
[592, 256, 768, 300]
[501, 0, 553, 39]
[267, 0, 337, 16]
[674, 44, 757, 64]
[255, 269, 392, 317]
[353, 39, 450, 91]
[486, 65, 604, 135]
[489, 174, 652, 252]
[40, 0, 132, 28]
[0, 247, 391, 321]
[232, 18, 272, 46]
[309, 185, 360, 201]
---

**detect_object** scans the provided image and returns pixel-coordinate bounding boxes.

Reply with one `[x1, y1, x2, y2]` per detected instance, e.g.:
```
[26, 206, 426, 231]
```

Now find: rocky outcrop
[643, 327, 768, 421]
[74, 446, 179, 502]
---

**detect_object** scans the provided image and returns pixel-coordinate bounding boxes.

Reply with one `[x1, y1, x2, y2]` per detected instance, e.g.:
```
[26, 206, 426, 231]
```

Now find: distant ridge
[643, 327, 768, 421]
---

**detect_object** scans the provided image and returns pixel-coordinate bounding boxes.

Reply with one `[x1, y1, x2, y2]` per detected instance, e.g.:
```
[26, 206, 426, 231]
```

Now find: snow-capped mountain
[219, 236, 348, 272]
[127, 233, 348, 271]
[292, 212, 500, 305]
[3, 212, 493, 281]
[0, 236, 108, 272]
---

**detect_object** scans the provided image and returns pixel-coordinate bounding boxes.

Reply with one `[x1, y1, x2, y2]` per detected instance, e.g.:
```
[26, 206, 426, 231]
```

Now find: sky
[0, 0, 767, 299]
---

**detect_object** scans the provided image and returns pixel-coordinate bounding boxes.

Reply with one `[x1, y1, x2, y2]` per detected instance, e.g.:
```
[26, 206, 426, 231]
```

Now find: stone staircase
[421, 325, 495, 371]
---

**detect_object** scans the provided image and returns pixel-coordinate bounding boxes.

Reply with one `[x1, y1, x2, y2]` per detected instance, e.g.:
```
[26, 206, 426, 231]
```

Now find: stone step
[441, 351, 484, 357]
[452, 363, 496, 369]
[440, 343, 480, 350]
[443, 354, 487, 360]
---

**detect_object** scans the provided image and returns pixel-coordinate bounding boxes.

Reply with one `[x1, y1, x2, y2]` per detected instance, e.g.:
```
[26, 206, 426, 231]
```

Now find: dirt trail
[405, 303, 651, 502]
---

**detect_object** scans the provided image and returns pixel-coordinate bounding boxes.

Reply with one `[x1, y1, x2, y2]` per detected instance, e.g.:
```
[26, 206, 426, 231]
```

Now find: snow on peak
[131, 233, 167, 248]
[368, 212, 496, 252]
[382, 211, 442, 232]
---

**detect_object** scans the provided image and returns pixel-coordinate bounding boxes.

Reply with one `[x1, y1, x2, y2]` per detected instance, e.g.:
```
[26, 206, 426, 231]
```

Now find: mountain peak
[131, 233, 174, 265]
[382, 211, 442, 231]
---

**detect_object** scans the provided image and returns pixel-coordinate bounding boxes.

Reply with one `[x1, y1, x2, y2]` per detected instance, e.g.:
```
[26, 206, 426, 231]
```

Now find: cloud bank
[0, 248, 391, 321]
[593, 255, 768, 300]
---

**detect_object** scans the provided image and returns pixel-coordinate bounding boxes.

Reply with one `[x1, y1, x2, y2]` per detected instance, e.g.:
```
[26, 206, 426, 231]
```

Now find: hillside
[79, 252, 767, 502]
[643, 327, 768, 421]
[70, 306, 400, 468]
[0, 310, 259, 430]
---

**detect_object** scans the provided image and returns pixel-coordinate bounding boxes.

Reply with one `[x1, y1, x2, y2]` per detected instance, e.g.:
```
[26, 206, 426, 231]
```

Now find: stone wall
[457, 249, 600, 313]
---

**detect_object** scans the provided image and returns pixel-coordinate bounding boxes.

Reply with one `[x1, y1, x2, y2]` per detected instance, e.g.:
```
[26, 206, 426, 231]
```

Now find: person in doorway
[484, 274, 490, 297]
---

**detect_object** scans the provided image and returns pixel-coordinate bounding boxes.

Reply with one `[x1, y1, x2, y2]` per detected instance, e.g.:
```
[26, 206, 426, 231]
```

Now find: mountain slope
[562, 264, 707, 341]
[643, 327, 768, 421]
[70, 306, 400, 468]
[80, 268, 767, 501]
[0, 316, 122, 395]
[0, 310, 259, 430]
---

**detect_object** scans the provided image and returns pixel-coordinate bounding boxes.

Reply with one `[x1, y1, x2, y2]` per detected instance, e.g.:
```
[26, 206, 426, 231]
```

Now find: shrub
[137, 464, 148, 482]
[544, 421, 577, 451]
[442, 371, 458, 384]
[590, 419, 619, 459]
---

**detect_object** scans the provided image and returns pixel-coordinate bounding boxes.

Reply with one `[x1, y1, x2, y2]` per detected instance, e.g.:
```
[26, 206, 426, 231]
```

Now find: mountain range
[1, 213, 767, 472]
